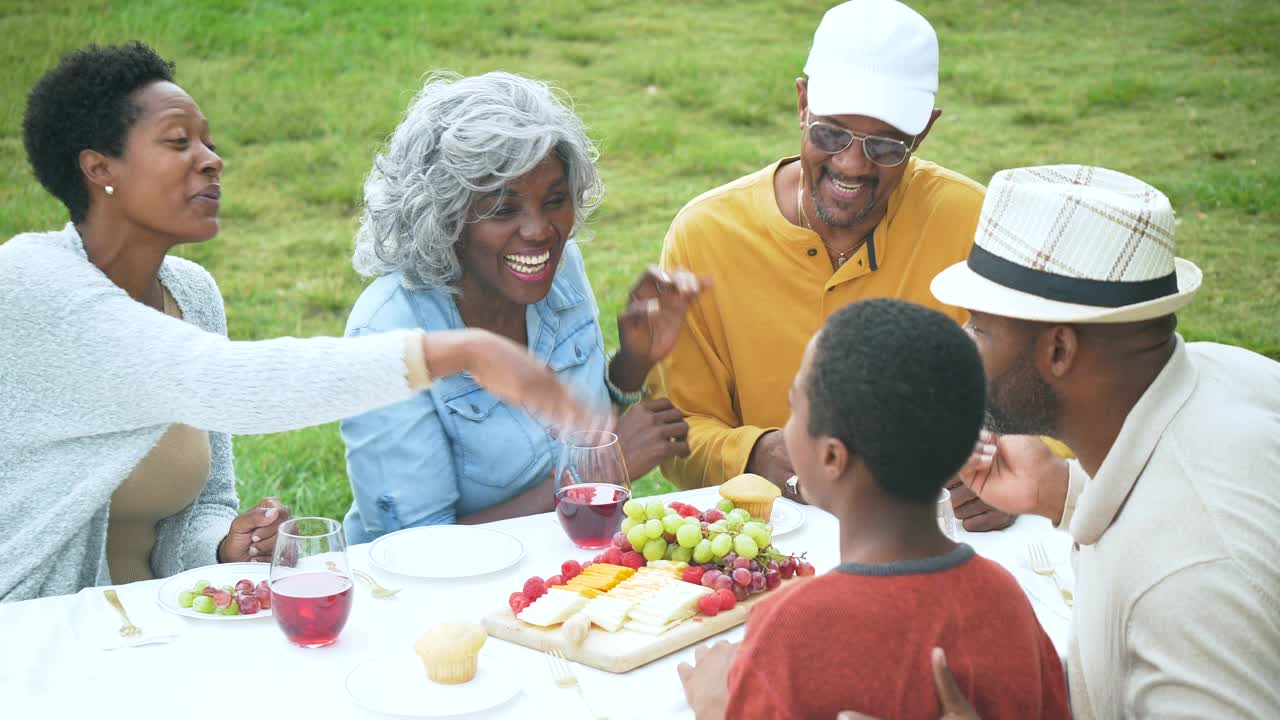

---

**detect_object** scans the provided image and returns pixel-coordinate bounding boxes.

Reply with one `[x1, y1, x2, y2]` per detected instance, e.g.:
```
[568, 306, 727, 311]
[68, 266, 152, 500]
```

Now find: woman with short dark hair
[0, 43, 596, 601]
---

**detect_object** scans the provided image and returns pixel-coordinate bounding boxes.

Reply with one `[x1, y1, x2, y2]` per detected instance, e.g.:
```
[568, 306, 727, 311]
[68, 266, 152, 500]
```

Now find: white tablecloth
[0, 490, 1073, 718]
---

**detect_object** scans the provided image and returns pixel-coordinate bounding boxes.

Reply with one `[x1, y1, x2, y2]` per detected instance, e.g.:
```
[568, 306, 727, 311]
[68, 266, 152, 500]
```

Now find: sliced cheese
[644, 560, 689, 576]
[607, 567, 680, 594]
[579, 563, 632, 576]
[517, 588, 587, 627]
[583, 594, 637, 632]
[626, 582, 711, 626]
[623, 611, 696, 635]
[565, 564, 634, 593]
[607, 577, 675, 601]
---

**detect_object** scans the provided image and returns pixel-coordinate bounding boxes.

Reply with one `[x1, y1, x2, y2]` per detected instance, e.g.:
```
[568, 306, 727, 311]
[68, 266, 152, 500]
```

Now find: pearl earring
[105, 185, 114, 196]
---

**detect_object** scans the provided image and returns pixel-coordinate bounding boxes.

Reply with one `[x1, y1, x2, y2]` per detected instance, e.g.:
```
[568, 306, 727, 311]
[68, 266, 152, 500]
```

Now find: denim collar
[542, 248, 587, 312]
[527, 249, 588, 352]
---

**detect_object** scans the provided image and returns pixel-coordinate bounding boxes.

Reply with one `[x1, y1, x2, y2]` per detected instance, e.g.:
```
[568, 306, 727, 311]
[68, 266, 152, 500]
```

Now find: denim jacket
[340, 243, 610, 544]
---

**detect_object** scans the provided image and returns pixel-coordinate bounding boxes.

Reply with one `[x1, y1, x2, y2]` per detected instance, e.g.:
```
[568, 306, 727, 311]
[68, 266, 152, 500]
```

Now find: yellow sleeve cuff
[725, 425, 780, 482]
[1042, 436, 1075, 459]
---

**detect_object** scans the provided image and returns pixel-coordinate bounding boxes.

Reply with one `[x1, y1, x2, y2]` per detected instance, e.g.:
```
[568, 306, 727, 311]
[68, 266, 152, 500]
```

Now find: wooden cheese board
[482, 584, 785, 674]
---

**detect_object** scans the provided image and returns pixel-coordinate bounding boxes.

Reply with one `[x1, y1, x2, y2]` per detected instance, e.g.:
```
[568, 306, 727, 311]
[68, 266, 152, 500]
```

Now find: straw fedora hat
[931, 165, 1201, 323]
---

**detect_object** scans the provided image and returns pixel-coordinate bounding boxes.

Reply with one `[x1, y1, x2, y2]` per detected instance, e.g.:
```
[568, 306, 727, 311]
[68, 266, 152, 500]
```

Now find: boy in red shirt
[679, 299, 1068, 719]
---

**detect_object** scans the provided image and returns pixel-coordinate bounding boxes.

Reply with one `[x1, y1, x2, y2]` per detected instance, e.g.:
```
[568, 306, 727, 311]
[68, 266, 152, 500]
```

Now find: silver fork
[545, 648, 606, 720]
[103, 589, 142, 637]
[1028, 543, 1073, 607]
[351, 568, 401, 599]
[326, 561, 401, 599]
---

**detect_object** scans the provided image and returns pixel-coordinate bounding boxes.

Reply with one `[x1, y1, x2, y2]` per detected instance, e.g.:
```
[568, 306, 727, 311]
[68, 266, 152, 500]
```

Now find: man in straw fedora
[932, 164, 1280, 718]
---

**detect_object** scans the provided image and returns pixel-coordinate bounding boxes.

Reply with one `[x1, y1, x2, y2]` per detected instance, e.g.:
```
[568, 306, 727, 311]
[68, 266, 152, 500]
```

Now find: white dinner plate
[675, 487, 806, 537]
[346, 653, 519, 717]
[155, 562, 272, 620]
[368, 526, 524, 579]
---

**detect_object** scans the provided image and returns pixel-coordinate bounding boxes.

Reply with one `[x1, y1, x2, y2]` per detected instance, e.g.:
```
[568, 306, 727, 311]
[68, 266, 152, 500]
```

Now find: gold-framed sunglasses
[804, 113, 916, 167]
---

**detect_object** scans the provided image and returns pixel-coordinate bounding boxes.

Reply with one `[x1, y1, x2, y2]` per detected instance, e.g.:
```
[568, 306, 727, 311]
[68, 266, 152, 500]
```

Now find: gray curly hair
[353, 71, 605, 290]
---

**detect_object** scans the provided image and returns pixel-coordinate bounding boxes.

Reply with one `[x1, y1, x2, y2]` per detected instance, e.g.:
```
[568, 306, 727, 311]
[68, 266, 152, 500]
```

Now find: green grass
[3, 0, 1278, 519]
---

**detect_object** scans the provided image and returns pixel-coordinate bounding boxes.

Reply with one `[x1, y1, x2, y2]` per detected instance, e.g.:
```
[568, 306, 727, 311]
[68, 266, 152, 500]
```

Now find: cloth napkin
[79, 585, 183, 650]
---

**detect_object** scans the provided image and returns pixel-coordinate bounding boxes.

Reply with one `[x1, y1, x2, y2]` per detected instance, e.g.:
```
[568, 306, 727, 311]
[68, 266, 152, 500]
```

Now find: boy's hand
[836, 648, 980, 720]
[677, 640, 738, 720]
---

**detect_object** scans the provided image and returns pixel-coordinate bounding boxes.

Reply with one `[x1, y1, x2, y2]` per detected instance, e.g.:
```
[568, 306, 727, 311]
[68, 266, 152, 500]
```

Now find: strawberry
[682, 566, 706, 586]
[522, 577, 547, 600]
[714, 588, 737, 611]
[697, 594, 721, 616]
[545, 574, 564, 587]
[620, 551, 646, 569]
[509, 591, 532, 615]
[561, 559, 582, 579]
[602, 547, 625, 566]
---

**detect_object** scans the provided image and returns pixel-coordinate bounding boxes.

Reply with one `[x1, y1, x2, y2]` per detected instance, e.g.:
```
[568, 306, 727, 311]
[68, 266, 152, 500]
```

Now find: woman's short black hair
[22, 42, 175, 223]
[806, 298, 987, 504]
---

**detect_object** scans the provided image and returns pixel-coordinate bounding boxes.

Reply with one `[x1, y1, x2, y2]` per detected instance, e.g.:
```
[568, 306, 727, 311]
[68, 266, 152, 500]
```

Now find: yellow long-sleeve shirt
[652, 156, 986, 488]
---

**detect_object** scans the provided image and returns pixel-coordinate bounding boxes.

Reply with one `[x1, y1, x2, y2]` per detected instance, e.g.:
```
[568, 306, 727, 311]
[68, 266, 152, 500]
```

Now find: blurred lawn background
[2, 0, 1276, 519]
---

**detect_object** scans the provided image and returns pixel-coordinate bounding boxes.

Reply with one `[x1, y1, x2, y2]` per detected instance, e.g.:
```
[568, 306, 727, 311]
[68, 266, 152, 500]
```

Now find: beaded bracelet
[604, 351, 644, 407]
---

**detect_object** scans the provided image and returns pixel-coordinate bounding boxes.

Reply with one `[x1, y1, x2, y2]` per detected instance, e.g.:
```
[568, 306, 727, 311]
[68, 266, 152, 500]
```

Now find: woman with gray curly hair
[341, 72, 705, 541]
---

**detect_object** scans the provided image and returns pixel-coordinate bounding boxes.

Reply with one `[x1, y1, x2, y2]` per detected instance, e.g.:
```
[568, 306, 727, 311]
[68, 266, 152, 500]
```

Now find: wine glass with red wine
[554, 430, 631, 549]
[270, 517, 354, 648]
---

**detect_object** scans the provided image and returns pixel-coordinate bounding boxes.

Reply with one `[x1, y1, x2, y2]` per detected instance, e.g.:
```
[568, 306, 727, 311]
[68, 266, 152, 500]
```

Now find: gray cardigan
[0, 224, 418, 601]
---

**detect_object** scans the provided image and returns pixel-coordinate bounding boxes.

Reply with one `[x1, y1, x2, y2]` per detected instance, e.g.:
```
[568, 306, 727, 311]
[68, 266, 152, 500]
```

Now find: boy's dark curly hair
[806, 298, 987, 504]
[23, 42, 175, 223]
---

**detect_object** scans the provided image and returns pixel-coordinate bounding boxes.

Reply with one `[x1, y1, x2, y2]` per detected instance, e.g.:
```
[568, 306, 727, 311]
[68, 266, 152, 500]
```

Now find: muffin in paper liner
[719, 473, 782, 522]
[415, 621, 487, 684]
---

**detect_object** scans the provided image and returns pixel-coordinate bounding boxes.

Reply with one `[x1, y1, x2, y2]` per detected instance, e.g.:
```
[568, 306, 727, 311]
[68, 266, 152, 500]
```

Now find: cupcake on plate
[415, 622, 488, 684]
[719, 473, 782, 522]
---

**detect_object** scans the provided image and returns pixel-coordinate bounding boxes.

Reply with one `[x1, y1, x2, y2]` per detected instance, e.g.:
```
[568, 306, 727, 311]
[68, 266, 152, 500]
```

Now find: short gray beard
[984, 352, 1063, 437]
[813, 177, 878, 229]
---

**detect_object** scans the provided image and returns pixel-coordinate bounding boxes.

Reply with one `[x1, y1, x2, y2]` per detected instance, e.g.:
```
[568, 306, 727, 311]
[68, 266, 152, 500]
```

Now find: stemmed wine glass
[936, 488, 959, 540]
[553, 430, 631, 549]
[270, 517, 354, 648]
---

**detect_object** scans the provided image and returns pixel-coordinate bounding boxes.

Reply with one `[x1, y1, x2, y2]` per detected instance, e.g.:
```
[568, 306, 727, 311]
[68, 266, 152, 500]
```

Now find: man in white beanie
[933, 165, 1280, 718]
[649, 0, 1018, 531]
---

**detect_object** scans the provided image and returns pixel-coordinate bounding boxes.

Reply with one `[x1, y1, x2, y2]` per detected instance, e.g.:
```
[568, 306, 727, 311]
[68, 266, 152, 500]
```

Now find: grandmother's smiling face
[458, 153, 575, 308]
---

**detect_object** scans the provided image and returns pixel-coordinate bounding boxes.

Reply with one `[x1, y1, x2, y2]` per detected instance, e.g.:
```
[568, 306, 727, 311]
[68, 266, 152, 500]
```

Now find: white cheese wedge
[625, 582, 711, 626]
[518, 587, 588, 627]
[623, 610, 697, 635]
[644, 560, 689, 575]
[583, 595, 637, 632]
[607, 570, 679, 601]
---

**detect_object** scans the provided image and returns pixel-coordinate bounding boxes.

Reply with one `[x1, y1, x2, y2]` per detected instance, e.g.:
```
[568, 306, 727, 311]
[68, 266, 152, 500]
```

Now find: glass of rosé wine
[270, 517, 354, 648]
[554, 430, 631, 549]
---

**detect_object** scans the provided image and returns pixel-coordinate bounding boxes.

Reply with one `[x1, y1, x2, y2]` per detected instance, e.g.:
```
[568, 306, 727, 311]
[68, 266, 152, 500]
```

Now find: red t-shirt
[726, 545, 1068, 720]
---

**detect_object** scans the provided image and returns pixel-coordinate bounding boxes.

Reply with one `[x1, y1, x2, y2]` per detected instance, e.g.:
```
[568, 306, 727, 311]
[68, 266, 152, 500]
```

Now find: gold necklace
[797, 165, 856, 267]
